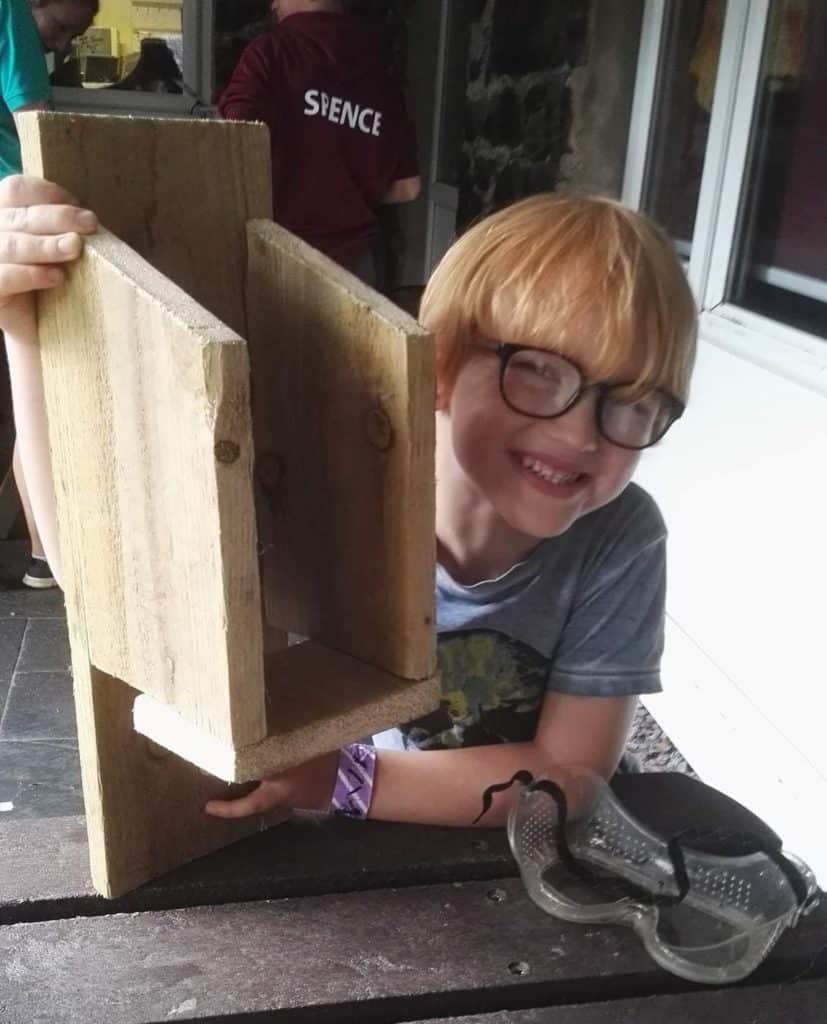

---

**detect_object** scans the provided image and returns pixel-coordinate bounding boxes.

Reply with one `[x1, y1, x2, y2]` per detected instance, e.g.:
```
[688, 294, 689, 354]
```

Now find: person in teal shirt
[1, 0, 98, 177]
[1, 0, 97, 587]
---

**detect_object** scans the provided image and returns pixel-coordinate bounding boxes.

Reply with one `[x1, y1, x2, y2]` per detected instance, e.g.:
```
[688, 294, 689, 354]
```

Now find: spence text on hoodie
[218, 12, 419, 270]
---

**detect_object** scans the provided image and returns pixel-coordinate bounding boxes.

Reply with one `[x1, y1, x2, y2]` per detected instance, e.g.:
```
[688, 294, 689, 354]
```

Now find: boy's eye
[604, 392, 666, 430]
[510, 352, 567, 386]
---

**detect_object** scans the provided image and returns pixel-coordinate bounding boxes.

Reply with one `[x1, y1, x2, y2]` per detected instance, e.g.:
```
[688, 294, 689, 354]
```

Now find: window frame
[623, 0, 827, 397]
[52, 0, 215, 118]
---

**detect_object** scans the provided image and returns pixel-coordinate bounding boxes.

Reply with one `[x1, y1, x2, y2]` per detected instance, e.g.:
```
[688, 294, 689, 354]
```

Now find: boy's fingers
[0, 173, 78, 209]
[205, 782, 286, 819]
[0, 263, 64, 300]
[0, 231, 86, 265]
[0, 204, 97, 237]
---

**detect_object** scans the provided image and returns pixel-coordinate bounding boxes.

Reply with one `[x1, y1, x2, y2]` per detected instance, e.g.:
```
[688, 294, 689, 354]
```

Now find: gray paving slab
[0, 671, 75, 740]
[0, 738, 82, 819]
[16, 617, 70, 673]
[0, 618, 26, 722]
[0, 616, 26, 680]
[0, 584, 65, 619]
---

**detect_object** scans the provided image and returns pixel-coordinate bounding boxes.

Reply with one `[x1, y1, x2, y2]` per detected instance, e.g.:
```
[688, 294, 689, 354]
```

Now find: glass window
[53, 1, 185, 94]
[728, 0, 826, 338]
[642, 0, 726, 257]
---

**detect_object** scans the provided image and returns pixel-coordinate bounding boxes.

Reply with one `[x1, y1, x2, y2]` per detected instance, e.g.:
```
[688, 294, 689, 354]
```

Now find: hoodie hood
[278, 12, 386, 85]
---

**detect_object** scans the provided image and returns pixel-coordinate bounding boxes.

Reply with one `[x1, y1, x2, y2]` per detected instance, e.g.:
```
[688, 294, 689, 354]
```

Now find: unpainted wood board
[75, 662, 262, 899]
[419, 981, 827, 1022]
[36, 230, 266, 748]
[19, 111, 272, 337]
[0, 814, 517, 921]
[246, 220, 436, 681]
[0, 877, 657, 1024]
[3, 877, 824, 1023]
[134, 641, 440, 781]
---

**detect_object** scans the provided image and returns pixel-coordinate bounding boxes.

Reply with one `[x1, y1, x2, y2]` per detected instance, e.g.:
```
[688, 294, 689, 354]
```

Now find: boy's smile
[436, 344, 641, 581]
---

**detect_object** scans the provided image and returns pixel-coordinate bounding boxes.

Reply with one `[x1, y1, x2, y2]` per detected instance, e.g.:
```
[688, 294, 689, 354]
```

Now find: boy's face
[32, 1, 94, 54]
[439, 341, 641, 543]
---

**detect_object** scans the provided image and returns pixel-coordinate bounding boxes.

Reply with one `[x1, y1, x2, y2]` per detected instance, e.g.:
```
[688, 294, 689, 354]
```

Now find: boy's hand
[0, 175, 97, 333]
[204, 751, 339, 820]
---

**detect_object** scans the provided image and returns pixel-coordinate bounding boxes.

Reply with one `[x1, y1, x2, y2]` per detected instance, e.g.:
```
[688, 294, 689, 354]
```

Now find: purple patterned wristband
[330, 743, 376, 820]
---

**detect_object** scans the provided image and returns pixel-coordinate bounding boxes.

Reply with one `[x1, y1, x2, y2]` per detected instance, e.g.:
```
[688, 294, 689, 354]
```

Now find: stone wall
[459, 0, 643, 228]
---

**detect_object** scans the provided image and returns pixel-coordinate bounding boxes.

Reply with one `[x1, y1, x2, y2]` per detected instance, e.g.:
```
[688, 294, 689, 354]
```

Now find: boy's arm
[0, 176, 98, 584]
[206, 692, 636, 827]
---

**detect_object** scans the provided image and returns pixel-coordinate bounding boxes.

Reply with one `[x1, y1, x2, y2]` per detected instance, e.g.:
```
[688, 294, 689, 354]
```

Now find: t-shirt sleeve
[0, 1, 50, 112]
[548, 498, 667, 698]
[217, 37, 276, 126]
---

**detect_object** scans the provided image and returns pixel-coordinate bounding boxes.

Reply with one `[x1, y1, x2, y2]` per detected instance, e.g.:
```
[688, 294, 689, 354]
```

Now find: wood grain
[18, 111, 271, 336]
[37, 231, 266, 748]
[134, 642, 439, 782]
[246, 220, 436, 681]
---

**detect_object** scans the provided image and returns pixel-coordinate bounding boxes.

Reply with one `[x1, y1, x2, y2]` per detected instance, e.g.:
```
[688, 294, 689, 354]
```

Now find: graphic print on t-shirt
[399, 629, 549, 750]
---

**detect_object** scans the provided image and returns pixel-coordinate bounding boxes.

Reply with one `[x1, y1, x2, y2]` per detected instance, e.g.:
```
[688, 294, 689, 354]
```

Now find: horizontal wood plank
[1, 879, 824, 1023]
[419, 980, 827, 1023]
[133, 642, 439, 781]
[0, 815, 516, 924]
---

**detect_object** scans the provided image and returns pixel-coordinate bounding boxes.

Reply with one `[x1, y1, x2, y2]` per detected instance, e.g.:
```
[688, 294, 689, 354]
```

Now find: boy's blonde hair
[420, 193, 697, 403]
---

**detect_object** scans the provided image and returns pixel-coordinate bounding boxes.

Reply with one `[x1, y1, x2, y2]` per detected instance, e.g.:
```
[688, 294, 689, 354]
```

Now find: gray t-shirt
[374, 483, 666, 751]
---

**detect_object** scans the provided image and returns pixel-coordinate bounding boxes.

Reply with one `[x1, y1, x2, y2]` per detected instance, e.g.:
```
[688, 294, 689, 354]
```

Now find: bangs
[421, 193, 697, 402]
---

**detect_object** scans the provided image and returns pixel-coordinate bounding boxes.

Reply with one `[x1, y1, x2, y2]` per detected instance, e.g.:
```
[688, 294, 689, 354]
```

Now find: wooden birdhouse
[20, 112, 438, 898]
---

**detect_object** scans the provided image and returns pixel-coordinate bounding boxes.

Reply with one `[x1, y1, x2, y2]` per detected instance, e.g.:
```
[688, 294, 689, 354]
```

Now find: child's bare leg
[5, 306, 61, 584]
[13, 438, 45, 557]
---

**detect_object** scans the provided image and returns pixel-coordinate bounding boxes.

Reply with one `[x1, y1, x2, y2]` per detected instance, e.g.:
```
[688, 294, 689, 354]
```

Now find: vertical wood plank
[19, 111, 271, 336]
[38, 232, 266, 746]
[245, 221, 436, 682]
[17, 112, 273, 895]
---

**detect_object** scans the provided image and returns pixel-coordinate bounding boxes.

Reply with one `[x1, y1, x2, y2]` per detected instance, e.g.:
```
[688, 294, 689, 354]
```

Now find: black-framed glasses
[490, 343, 685, 451]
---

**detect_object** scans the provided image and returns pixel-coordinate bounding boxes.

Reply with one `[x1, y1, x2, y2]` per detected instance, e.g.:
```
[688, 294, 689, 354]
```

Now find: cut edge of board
[83, 229, 245, 344]
[247, 219, 430, 340]
[133, 643, 440, 783]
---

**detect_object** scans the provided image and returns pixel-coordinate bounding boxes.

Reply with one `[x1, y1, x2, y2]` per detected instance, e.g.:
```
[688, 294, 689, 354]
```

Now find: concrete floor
[0, 540, 693, 822]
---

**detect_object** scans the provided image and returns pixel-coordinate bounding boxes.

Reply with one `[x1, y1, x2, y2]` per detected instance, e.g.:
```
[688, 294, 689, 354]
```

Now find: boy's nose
[545, 389, 600, 452]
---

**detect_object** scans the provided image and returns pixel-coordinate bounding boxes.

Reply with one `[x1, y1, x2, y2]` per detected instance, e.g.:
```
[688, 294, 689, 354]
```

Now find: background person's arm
[381, 175, 421, 204]
[217, 37, 275, 124]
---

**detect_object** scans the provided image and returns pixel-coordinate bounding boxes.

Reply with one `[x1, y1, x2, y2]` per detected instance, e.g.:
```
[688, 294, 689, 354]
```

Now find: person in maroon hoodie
[218, 0, 421, 283]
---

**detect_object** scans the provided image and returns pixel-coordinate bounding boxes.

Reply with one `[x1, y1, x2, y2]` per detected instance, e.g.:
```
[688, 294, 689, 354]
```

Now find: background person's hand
[0, 175, 97, 336]
[205, 751, 339, 820]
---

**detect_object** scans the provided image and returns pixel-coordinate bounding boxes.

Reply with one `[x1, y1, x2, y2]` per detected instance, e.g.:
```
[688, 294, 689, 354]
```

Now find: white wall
[635, 336, 827, 881]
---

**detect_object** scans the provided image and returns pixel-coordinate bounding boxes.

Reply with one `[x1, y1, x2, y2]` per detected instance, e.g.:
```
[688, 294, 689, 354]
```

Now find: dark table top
[1, 814, 825, 1024]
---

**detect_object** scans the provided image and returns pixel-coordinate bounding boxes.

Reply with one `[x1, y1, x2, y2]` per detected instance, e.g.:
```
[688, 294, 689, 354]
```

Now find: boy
[0, 181, 696, 828]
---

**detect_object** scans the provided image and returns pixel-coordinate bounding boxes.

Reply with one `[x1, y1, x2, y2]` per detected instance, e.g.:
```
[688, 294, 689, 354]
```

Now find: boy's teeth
[521, 456, 579, 485]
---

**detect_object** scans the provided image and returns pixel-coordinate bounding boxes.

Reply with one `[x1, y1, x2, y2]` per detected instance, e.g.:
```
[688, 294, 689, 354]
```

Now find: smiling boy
[204, 192, 697, 825]
[0, 183, 696, 829]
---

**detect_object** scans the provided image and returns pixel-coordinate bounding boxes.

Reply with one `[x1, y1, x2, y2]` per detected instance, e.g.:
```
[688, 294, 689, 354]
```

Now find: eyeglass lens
[501, 348, 675, 449]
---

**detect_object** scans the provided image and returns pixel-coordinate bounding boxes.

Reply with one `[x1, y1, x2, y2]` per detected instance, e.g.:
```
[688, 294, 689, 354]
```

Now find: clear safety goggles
[478, 768, 820, 985]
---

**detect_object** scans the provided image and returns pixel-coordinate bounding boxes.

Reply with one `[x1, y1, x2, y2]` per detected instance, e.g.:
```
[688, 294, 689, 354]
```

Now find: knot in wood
[365, 406, 394, 452]
[256, 452, 284, 495]
[214, 440, 240, 464]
